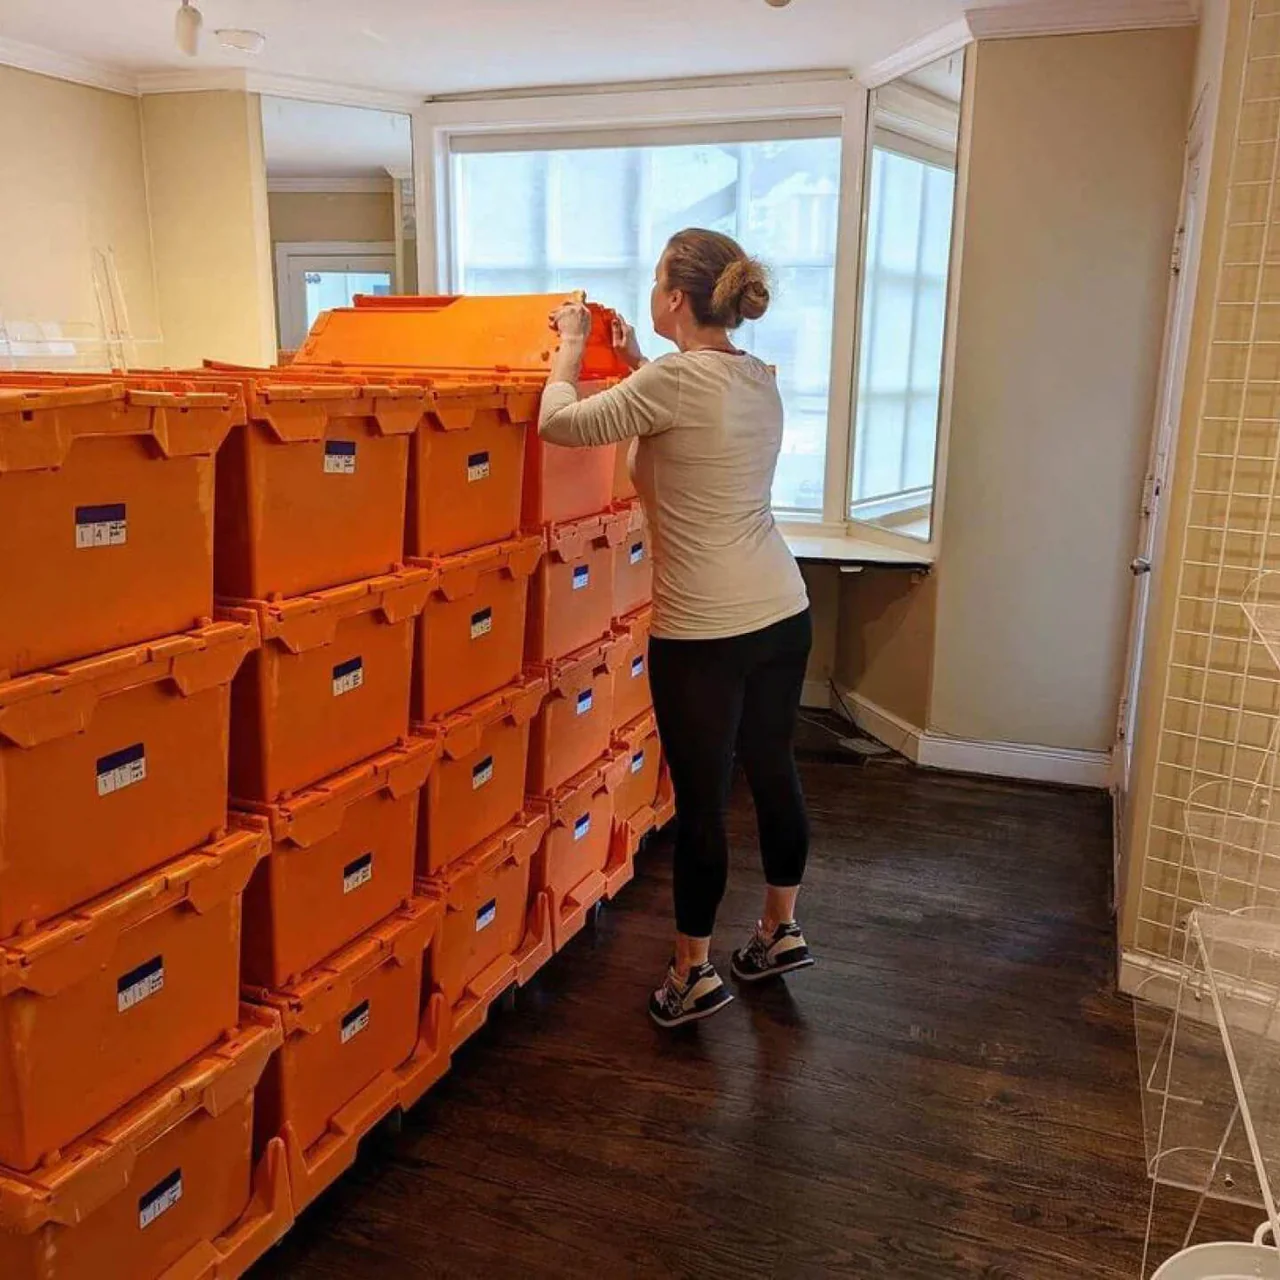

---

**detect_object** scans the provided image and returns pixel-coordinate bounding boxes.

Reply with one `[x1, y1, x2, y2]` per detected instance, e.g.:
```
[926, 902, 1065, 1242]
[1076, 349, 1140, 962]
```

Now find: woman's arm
[540, 301, 677, 448]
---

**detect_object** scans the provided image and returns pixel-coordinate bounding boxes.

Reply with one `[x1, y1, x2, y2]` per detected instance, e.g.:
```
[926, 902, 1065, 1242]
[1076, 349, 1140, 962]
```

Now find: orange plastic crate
[411, 534, 543, 722]
[223, 566, 435, 802]
[0, 380, 238, 678]
[238, 737, 440, 989]
[0, 822, 267, 1172]
[410, 380, 537, 557]
[526, 510, 628, 665]
[0, 618, 255, 938]
[612, 710, 662, 826]
[611, 606, 655, 731]
[209, 372, 421, 599]
[250, 897, 440, 1211]
[425, 810, 549, 1049]
[296, 293, 630, 383]
[0, 1009, 288, 1280]
[522, 429, 617, 532]
[528, 633, 627, 797]
[612, 499, 653, 620]
[531, 753, 627, 953]
[416, 675, 546, 878]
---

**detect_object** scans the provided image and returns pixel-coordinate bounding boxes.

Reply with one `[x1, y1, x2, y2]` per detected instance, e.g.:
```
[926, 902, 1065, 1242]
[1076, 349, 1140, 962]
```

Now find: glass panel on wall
[850, 51, 965, 541]
[261, 96, 415, 353]
[453, 134, 843, 513]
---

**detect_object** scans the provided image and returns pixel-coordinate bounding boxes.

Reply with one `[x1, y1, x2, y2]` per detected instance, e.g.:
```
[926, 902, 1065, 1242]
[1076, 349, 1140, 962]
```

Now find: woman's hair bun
[711, 257, 771, 327]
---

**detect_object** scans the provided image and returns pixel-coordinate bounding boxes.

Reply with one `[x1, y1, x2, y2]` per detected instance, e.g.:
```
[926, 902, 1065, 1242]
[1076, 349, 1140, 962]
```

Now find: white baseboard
[839, 689, 1112, 789]
[801, 679, 832, 710]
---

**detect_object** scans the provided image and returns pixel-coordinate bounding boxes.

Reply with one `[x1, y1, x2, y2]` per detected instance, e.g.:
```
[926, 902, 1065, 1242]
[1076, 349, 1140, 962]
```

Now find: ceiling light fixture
[175, 0, 202, 56]
[216, 28, 267, 54]
[764, 0, 794, 7]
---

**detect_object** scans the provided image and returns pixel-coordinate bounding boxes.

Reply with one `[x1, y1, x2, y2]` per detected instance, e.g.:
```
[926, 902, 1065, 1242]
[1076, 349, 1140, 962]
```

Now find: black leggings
[648, 608, 812, 938]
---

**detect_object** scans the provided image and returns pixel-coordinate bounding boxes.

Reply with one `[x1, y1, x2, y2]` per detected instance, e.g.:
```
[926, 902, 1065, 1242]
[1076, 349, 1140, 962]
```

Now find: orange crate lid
[613, 604, 654, 646]
[0, 1006, 281, 1233]
[293, 293, 631, 382]
[0, 381, 241, 473]
[411, 533, 545, 601]
[247, 897, 442, 1034]
[530, 751, 629, 825]
[536, 632, 631, 696]
[419, 673, 548, 760]
[237, 736, 440, 849]
[0, 821, 269, 999]
[219, 566, 437, 647]
[0, 619, 257, 750]
[421, 809, 549, 903]
[543, 509, 630, 563]
[613, 708, 659, 752]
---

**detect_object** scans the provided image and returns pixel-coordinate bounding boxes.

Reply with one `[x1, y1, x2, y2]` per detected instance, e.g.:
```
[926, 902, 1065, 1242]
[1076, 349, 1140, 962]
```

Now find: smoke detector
[217, 28, 267, 54]
[175, 0, 202, 56]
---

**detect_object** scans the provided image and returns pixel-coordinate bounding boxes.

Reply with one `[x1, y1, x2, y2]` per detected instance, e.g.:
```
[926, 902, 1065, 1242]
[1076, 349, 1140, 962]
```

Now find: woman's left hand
[550, 301, 593, 345]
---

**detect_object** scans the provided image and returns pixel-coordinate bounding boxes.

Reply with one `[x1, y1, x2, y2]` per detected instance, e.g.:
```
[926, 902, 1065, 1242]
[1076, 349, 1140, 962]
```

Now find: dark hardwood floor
[248, 746, 1248, 1279]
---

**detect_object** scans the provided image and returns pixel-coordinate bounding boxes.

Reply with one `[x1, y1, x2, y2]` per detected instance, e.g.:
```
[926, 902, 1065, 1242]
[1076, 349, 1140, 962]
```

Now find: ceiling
[0, 0, 1015, 98]
[262, 97, 412, 178]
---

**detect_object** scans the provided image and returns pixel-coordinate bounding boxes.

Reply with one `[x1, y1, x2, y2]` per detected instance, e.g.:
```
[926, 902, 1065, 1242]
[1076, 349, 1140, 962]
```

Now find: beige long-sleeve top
[539, 350, 809, 641]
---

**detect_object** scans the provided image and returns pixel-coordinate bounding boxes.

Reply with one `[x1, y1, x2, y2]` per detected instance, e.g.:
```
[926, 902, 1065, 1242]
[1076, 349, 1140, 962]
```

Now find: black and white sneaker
[731, 921, 816, 983]
[648, 961, 734, 1028]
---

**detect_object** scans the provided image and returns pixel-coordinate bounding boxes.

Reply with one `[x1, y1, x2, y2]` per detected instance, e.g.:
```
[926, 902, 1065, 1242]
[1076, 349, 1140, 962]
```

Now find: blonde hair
[662, 228, 771, 329]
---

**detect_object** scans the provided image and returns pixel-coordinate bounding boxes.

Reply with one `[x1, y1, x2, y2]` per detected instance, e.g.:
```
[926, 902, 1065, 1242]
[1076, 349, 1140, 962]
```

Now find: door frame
[274, 240, 397, 351]
[1111, 106, 1208, 906]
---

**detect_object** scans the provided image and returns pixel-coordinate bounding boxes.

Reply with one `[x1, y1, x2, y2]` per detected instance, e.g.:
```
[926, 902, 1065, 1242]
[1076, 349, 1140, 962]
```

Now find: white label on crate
[96, 743, 146, 797]
[472, 755, 494, 790]
[573, 813, 591, 842]
[576, 689, 593, 717]
[629, 541, 645, 566]
[572, 564, 590, 591]
[343, 853, 373, 895]
[476, 898, 497, 933]
[341, 1000, 371, 1045]
[323, 440, 357, 474]
[470, 607, 493, 641]
[139, 1170, 183, 1231]
[118, 955, 165, 1013]
[75, 502, 127, 549]
[631, 749, 646, 775]
[631, 655, 645, 680]
[332, 657, 364, 697]
[467, 450, 491, 483]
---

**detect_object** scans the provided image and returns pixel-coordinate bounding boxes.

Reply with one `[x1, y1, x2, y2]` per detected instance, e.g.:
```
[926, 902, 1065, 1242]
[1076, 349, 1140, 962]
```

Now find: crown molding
[136, 67, 418, 112]
[267, 176, 394, 193]
[965, 0, 1200, 40]
[858, 19, 972, 90]
[0, 37, 138, 96]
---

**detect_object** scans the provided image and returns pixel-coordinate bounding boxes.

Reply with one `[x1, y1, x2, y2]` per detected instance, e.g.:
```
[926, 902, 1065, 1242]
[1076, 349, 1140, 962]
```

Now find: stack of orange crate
[0, 378, 291, 1279]
[291, 293, 655, 1031]
[605, 447, 676, 902]
[202, 369, 450, 1215]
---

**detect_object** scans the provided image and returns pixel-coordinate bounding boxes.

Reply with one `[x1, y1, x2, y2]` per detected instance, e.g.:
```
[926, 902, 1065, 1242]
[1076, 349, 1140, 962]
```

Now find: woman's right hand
[612, 315, 647, 371]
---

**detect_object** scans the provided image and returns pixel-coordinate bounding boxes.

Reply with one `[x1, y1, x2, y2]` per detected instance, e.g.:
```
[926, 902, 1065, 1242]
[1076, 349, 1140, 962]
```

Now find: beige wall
[142, 91, 277, 367]
[0, 67, 159, 365]
[267, 190, 396, 246]
[839, 29, 1194, 756]
[1122, 0, 1280, 957]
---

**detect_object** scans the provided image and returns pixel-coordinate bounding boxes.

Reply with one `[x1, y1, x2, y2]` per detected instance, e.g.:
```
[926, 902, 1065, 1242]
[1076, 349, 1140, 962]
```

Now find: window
[850, 144, 956, 533]
[274, 242, 396, 351]
[450, 134, 843, 512]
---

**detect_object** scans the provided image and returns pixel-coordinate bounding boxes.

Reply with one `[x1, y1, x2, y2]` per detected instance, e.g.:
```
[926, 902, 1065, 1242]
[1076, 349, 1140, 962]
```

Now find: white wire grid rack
[1134, 0, 1280, 962]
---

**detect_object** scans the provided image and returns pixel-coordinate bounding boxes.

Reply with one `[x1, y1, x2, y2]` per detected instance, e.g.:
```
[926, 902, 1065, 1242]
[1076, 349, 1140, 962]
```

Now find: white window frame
[275, 240, 397, 351]
[414, 73, 967, 561]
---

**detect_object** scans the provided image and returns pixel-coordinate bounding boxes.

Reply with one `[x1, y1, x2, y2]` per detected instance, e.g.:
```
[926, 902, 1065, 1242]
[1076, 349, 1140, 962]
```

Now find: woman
[540, 228, 815, 1029]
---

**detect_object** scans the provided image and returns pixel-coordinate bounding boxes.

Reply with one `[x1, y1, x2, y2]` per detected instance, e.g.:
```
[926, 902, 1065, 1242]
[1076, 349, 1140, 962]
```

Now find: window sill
[782, 528, 933, 569]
